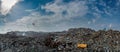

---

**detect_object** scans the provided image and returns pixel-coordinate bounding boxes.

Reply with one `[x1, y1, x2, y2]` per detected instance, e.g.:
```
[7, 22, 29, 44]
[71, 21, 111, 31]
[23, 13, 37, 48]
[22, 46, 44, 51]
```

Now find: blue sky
[0, 0, 120, 33]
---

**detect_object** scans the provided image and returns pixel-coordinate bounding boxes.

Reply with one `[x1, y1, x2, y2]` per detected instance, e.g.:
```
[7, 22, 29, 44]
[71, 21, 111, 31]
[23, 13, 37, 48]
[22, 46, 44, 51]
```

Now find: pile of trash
[0, 28, 120, 52]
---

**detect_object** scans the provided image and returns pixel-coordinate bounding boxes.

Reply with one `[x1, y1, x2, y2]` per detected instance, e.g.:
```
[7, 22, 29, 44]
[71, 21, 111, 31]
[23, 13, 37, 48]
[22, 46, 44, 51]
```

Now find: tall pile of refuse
[0, 28, 120, 52]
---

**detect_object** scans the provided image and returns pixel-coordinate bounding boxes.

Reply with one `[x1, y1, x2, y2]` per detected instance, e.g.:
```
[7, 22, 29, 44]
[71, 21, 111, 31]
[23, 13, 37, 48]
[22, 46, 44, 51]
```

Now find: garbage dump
[0, 28, 120, 52]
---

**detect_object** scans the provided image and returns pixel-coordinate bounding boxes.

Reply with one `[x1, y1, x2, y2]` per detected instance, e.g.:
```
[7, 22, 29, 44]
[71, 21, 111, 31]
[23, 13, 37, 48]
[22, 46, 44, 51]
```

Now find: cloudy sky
[0, 0, 120, 33]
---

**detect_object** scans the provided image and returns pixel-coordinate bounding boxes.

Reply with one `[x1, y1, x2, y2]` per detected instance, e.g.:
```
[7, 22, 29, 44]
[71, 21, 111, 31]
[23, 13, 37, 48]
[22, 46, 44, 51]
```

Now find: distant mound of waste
[0, 28, 120, 52]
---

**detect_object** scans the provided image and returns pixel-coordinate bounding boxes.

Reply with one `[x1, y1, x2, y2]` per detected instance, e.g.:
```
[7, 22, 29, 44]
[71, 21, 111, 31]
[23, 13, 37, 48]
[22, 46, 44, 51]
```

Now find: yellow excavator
[77, 43, 87, 48]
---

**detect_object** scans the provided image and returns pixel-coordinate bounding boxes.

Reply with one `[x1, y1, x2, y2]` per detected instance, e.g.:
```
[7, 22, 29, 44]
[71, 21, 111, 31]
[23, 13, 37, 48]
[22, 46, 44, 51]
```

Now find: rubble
[0, 28, 120, 52]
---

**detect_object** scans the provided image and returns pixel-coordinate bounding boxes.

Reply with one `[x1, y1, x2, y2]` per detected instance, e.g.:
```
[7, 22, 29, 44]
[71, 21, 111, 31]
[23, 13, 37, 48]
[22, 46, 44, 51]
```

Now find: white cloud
[0, 0, 20, 15]
[87, 21, 91, 24]
[0, 0, 88, 33]
[109, 24, 112, 28]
